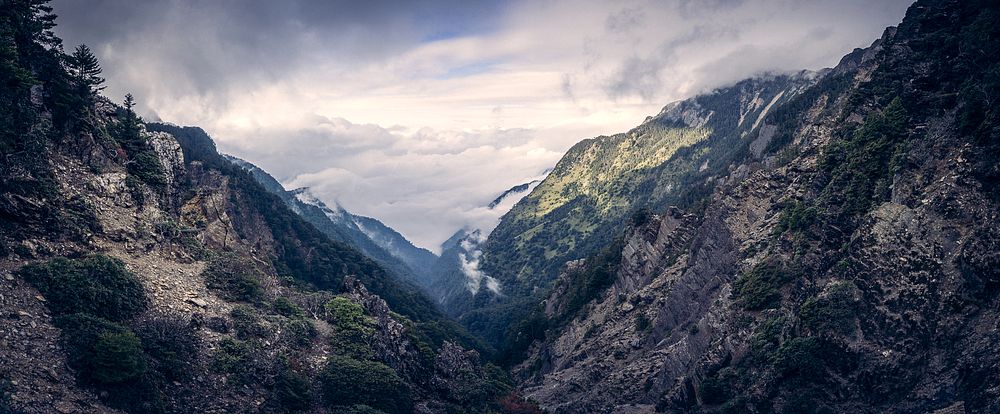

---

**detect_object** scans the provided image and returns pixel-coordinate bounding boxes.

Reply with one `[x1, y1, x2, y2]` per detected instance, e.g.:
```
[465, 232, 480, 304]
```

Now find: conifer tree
[70, 44, 104, 94]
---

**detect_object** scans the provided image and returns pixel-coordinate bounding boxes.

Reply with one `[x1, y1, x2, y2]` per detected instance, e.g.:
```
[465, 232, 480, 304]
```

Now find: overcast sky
[52, 0, 913, 251]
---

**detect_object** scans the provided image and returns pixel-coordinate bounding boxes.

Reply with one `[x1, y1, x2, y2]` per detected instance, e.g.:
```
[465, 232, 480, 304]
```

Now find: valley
[2, 0, 999, 413]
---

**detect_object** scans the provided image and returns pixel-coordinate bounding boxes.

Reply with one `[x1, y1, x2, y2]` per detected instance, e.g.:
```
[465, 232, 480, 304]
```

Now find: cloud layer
[52, 0, 913, 249]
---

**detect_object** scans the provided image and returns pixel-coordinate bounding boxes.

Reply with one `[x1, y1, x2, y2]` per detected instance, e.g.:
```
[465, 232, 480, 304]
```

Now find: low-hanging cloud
[51, 0, 914, 250]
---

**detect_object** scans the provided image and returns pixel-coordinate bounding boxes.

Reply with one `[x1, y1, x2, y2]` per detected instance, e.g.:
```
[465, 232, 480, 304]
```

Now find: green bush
[733, 260, 795, 311]
[202, 253, 265, 302]
[325, 297, 376, 359]
[90, 331, 148, 384]
[55, 313, 147, 385]
[799, 282, 857, 335]
[817, 98, 908, 225]
[19, 255, 147, 321]
[274, 369, 312, 412]
[273, 297, 303, 317]
[230, 305, 268, 339]
[772, 337, 826, 381]
[282, 318, 317, 347]
[133, 313, 199, 381]
[320, 356, 411, 414]
[635, 313, 651, 332]
[776, 201, 818, 235]
[210, 338, 249, 374]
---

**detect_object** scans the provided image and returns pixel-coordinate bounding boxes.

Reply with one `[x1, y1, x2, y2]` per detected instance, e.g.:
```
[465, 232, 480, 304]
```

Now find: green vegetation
[90, 331, 148, 384]
[772, 337, 823, 379]
[202, 253, 266, 302]
[283, 318, 318, 346]
[230, 305, 268, 339]
[325, 297, 376, 359]
[635, 313, 651, 332]
[698, 375, 731, 405]
[18, 255, 147, 321]
[799, 282, 857, 335]
[558, 237, 624, 324]
[775, 201, 818, 235]
[732, 259, 796, 311]
[274, 369, 312, 412]
[133, 313, 200, 382]
[112, 94, 167, 190]
[210, 337, 249, 375]
[55, 313, 146, 385]
[320, 356, 411, 414]
[818, 98, 907, 223]
[273, 297, 303, 317]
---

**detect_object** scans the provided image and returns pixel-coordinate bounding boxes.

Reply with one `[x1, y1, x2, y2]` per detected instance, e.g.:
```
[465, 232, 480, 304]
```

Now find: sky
[51, 0, 913, 252]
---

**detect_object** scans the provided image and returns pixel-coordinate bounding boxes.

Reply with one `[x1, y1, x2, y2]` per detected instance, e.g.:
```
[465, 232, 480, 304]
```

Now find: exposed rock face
[514, 1, 1000, 412]
[472, 67, 818, 346]
[1, 108, 503, 413]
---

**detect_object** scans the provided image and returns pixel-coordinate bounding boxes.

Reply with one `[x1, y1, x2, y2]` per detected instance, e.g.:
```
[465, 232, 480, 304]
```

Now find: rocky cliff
[511, 0, 1000, 412]
[467, 69, 819, 346]
[0, 4, 515, 412]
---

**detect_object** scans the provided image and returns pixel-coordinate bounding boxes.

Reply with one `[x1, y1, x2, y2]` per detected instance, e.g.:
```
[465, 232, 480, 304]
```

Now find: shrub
[210, 338, 248, 374]
[282, 318, 317, 347]
[325, 297, 376, 359]
[133, 313, 199, 381]
[772, 337, 825, 381]
[273, 297, 303, 317]
[230, 305, 269, 339]
[319, 356, 411, 414]
[18, 255, 147, 321]
[635, 313, 651, 332]
[799, 282, 857, 335]
[56, 313, 147, 385]
[630, 207, 653, 227]
[776, 201, 818, 235]
[274, 369, 312, 412]
[733, 260, 795, 310]
[90, 331, 148, 384]
[202, 253, 265, 302]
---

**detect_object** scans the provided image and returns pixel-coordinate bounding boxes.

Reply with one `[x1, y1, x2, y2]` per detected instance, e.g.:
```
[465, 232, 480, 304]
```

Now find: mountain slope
[459, 73, 817, 344]
[483, 73, 816, 296]
[428, 180, 543, 317]
[512, 0, 1000, 412]
[173, 146, 437, 290]
[0, 5, 516, 413]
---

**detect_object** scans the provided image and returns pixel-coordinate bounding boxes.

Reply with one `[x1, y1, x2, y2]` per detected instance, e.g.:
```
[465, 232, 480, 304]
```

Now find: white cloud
[52, 0, 913, 249]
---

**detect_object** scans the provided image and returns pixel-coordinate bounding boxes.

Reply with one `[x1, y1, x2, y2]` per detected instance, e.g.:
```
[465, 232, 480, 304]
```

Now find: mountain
[213, 153, 438, 290]
[454, 72, 819, 345]
[488, 179, 543, 210]
[0, 4, 520, 413]
[504, 0, 1000, 412]
[427, 180, 543, 316]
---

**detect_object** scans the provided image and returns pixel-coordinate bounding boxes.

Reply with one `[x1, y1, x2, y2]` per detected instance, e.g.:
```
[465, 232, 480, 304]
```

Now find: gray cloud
[49, 0, 914, 249]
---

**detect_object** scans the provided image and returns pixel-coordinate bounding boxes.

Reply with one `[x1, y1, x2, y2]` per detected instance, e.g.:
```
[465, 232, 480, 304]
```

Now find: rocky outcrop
[515, 1, 1000, 412]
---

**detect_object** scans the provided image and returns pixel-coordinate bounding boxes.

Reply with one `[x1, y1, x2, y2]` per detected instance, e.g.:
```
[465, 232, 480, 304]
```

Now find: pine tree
[124, 93, 136, 113]
[70, 44, 104, 94]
